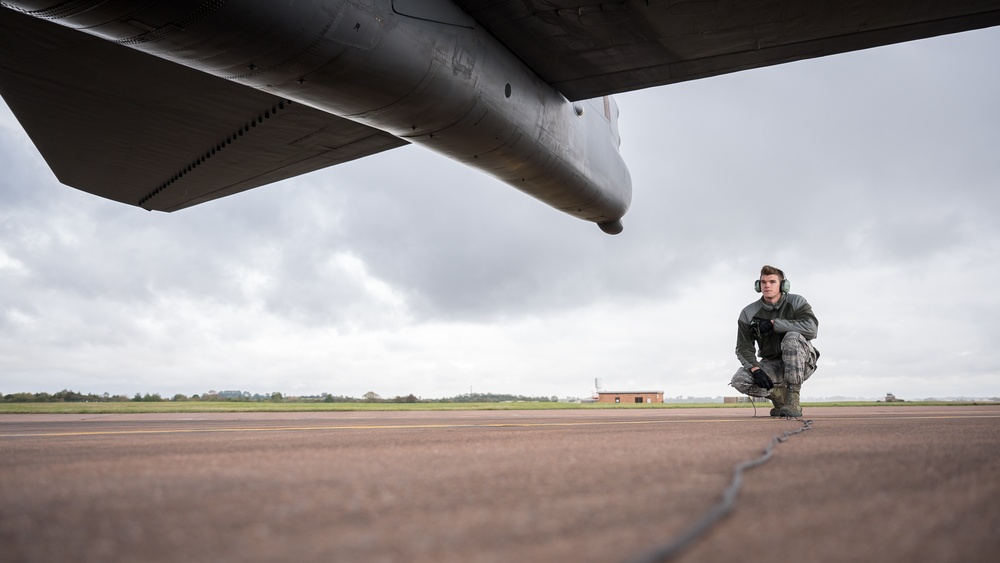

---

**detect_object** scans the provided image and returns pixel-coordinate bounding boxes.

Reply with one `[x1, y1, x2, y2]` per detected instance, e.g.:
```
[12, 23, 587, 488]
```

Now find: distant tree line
[2, 390, 132, 403]
[2, 389, 558, 404]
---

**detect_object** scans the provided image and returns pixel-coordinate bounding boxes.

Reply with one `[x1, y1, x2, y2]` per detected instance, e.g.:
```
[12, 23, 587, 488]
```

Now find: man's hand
[749, 317, 774, 338]
[751, 369, 774, 390]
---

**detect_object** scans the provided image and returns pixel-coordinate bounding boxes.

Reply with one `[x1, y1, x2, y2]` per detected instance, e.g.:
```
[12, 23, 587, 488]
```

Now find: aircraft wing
[455, 0, 1000, 101]
[0, 9, 406, 212]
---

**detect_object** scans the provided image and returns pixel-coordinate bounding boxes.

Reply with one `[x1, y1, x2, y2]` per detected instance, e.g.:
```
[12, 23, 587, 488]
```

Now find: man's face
[759, 274, 783, 303]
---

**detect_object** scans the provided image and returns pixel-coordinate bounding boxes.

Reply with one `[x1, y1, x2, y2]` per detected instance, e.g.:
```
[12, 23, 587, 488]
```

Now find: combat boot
[777, 384, 802, 418]
[768, 385, 786, 417]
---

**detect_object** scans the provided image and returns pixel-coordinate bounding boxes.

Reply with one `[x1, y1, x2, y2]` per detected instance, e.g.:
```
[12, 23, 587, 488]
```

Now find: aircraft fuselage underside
[4, 0, 632, 233]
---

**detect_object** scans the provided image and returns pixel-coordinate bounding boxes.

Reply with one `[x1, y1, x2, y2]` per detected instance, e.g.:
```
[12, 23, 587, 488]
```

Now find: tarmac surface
[1, 405, 998, 563]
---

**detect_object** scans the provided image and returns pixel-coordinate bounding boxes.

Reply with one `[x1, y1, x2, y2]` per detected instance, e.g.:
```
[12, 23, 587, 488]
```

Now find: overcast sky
[2, 26, 999, 401]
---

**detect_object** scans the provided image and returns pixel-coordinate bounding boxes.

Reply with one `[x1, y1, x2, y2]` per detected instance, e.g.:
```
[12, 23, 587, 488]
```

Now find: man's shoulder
[784, 293, 811, 307]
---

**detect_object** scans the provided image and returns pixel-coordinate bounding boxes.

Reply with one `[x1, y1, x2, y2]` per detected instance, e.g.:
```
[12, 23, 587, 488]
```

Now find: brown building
[595, 391, 664, 404]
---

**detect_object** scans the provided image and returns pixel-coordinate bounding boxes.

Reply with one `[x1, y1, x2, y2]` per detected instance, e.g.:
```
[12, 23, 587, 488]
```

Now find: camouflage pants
[730, 332, 819, 397]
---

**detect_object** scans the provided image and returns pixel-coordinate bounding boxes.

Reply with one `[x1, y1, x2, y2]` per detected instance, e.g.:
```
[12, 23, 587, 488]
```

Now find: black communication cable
[624, 416, 814, 563]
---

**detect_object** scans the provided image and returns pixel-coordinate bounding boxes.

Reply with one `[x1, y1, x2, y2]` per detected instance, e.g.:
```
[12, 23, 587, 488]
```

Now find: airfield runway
[1, 406, 998, 563]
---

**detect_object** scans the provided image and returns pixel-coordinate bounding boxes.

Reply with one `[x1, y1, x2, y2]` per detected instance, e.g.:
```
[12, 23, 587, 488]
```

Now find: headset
[755, 278, 791, 293]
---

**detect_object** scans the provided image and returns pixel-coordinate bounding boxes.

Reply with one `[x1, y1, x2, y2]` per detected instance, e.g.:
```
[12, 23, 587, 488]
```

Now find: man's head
[758, 265, 787, 303]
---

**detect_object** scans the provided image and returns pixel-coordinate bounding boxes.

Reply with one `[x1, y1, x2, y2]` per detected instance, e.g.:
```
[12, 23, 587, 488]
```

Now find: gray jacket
[736, 293, 818, 370]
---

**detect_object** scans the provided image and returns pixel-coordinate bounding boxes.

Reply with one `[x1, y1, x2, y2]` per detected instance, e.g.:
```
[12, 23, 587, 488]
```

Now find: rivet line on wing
[11, 0, 92, 20]
[115, 1, 226, 46]
[138, 99, 292, 207]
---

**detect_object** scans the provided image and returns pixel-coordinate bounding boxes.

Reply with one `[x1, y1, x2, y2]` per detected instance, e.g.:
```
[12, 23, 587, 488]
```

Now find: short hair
[760, 265, 785, 280]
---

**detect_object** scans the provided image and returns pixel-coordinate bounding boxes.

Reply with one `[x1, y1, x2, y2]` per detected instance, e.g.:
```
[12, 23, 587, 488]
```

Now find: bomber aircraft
[1, 1, 999, 234]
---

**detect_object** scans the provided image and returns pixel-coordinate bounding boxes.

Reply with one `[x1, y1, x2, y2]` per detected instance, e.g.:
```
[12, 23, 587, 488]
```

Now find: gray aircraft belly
[0, 0, 631, 233]
[2, 0, 998, 234]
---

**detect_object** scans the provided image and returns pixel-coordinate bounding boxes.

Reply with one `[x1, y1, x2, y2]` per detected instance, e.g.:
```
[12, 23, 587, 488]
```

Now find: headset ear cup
[757, 279, 791, 293]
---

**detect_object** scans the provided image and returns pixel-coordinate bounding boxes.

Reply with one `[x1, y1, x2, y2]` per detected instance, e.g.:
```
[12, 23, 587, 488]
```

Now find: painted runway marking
[0, 418, 741, 438]
[1, 413, 997, 438]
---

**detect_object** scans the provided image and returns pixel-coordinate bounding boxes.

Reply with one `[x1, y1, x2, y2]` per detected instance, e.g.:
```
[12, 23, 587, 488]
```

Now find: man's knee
[731, 367, 773, 397]
[781, 331, 807, 351]
[781, 332, 818, 384]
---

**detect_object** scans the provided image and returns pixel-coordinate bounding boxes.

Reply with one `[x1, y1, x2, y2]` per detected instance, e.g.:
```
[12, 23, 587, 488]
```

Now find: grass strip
[0, 400, 992, 415]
